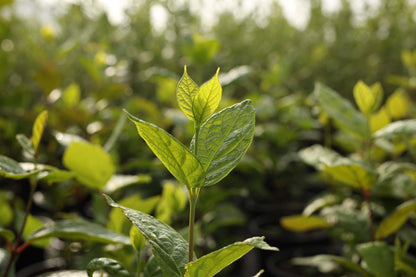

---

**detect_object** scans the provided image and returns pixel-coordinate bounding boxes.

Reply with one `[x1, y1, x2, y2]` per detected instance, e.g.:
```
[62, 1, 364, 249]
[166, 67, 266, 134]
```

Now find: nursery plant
[281, 75, 416, 276]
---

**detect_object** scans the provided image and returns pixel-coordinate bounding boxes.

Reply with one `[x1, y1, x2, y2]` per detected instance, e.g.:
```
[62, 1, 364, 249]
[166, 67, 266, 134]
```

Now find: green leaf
[130, 226, 146, 252]
[314, 83, 369, 139]
[144, 256, 163, 277]
[353, 81, 383, 115]
[184, 237, 278, 277]
[192, 68, 222, 124]
[323, 162, 375, 190]
[63, 141, 115, 190]
[36, 270, 87, 277]
[104, 174, 152, 193]
[27, 219, 130, 245]
[22, 214, 48, 247]
[298, 144, 343, 170]
[280, 215, 331, 232]
[0, 155, 41, 180]
[385, 89, 410, 119]
[196, 100, 255, 186]
[156, 182, 187, 224]
[62, 83, 80, 108]
[303, 194, 340, 216]
[38, 168, 75, 184]
[87, 257, 130, 277]
[375, 199, 416, 240]
[105, 194, 188, 277]
[0, 227, 14, 242]
[357, 241, 396, 277]
[125, 110, 205, 188]
[16, 134, 34, 156]
[32, 110, 48, 153]
[374, 119, 416, 139]
[176, 66, 199, 121]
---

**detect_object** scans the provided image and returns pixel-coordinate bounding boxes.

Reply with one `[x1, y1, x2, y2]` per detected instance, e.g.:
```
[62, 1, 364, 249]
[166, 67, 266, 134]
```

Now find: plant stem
[3, 178, 37, 277]
[188, 187, 200, 262]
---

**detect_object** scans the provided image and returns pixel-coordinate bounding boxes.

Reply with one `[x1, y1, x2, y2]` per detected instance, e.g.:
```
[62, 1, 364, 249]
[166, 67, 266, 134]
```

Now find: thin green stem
[188, 187, 200, 262]
[193, 124, 201, 155]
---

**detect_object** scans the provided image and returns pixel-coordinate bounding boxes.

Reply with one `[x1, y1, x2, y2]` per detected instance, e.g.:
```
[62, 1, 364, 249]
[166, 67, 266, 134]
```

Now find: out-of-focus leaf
[303, 194, 340, 216]
[386, 89, 410, 119]
[176, 66, 199, 121]
[192, 68, 222, 124]
[323, 162, 375, 190]
[105, 195, 188, 277]
[353, 81, 383, 115]
[0, 195, 12, 226]
[0, 155, 41, 180]
[130, 226, 146, 252]
[184, 237, 278, 277]
[86, 257, 130, 277]
[375, 199, 416, 240]
[374, 120, 416, 139]
[196, 100, 255, 186]
[53, 131, 87, 147]
[37, 270, 88, 277]
[0, 227, 14, 242]
[28, 219, 130, 245]
[63, 141, 115, 190]
[314, 83, 369, 139]
[298, 144, 343, 170]
[16, 134, 34, 155]
[252, 269, 264, 277]
[38, 168, 75, 184]
[218, 65, 251, 86]
[143, 256, 163, 277]
[125, 110, 205, 189]
[357, 241, 396, 277]
[62, 83, 80, 107]
[156, 182, 187, 224]
[280, 215, 330, 232]
[104, 174, 151, 193]
[183, 34, 220, 65]
[370, 108, 391, 134]
[32, 111, 48, 153]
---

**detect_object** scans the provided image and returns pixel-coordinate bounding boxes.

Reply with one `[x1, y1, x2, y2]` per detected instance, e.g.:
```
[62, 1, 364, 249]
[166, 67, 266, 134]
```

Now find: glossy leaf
[298, 144, 343, 170]
[192, 68, 222, 124]
[184, 237, 278, 277]
[27, 219, 130, 245]
[104, 174, 152, 193]
[353, 81, 383, 115]
[314, 83, 369, 139]
[16, 134, 34, 155]
[125, 110, 205, 188]
[0, 227, 14, 242]
[176, 66, 199, 120]
[87, 257, 130, 277]
[105, 195, 188, 277]
[323, 162, 375, 190]
[32, 110, 48, 153]
[196, 100, 255, 186]
[357, 241, 396, 277]
[373, 119, 416, 139]
[280, 215, 330, 232]
[63, 141, 115, 190]
[0, 155, 41, 180]
[303, 194, 340, 216]
[375, 199, 416, 240]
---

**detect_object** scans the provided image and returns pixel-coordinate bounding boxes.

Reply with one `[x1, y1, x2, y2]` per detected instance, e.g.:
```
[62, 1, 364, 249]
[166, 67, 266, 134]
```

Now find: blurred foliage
[1, 0, 416, 275]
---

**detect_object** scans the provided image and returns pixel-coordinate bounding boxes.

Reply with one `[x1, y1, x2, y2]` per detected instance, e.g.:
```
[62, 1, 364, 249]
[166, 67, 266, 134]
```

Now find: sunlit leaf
[357, 241, 396, 277]
[28, 219, 130, 245]
[298, 144, 343, 170]
[130, 226, 146, 252]
[280, 215, 330, 232]
[0, 155, 41, 180]
[32, 110, 48, 154]
[370, 108, 391, 133]
[385, 89, 410, 119]
[314, 83, 369, 139]
[125, 110, 205, 188]
[176, 66, 199, 121]
[375, 199, 416, 240]
[303, 194, 340, 216]
[156, 182, 187, 224]
[184, 237, 278, 277]
[104, 174, 152, 193]
[192, 68, 222, 124]
[374, 119, 416, 139]
[323, 162, 375, 190]
[353, 81, 383, 115]
[196, 100, 255, 186]
[62, 83, 80, 108]
[63, 141, 115, 190]
[105, 195, 188, 277]
[16, 134, 34, 156]
[87, 257, 130, 277]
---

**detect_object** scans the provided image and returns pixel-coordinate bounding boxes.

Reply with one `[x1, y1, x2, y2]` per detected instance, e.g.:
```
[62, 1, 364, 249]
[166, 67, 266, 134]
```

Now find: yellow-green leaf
[375, 199, 416, 240]
[125, 110, 205, 188]
[353, 81, 383, 115]
[32, 110, 48, 153]
[62, 83, 80, 107]
[324, 163, 375, 190]
[370, 108, 391, 134]
[176, 66, 199, 120]
[280, 215, 330, 232]
[385, 89, 410, 120]
[192, 68, 222, 124]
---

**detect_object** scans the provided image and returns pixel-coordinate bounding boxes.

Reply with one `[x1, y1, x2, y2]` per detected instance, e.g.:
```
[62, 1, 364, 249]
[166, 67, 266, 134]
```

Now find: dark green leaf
[357, 241, 396, 277]
[125, 110, 205, 189]
[196, 100, 255, 186]
[105, 195, 188, 277]
[144, 256, 163, 277]
[314, 83, 369, 139]
[87, 257, 130, 277]
[27, 219, 130, 245]
[0, 227, 14, 242]
[0, 155, 41, 179]
[184, 237, 278, 277]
